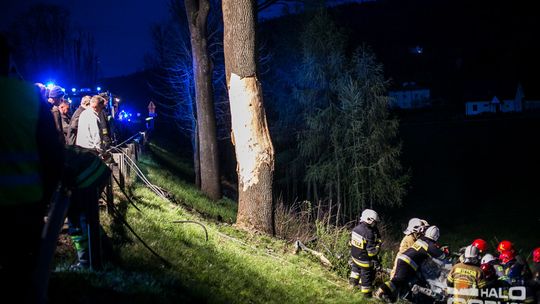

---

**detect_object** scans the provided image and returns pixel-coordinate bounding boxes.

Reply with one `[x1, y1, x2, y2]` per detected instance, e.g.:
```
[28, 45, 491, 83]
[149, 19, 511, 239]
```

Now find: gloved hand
[441, 245, 450, 256]
[373, 257, 382, 271]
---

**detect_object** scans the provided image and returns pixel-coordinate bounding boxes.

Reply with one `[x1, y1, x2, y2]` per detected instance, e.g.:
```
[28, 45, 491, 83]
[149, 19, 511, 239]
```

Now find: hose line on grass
[108, 202, 172, 268]
[172, 220, 209, 242]
[111, 147, 168, 200]
[111, 173, 142, 212]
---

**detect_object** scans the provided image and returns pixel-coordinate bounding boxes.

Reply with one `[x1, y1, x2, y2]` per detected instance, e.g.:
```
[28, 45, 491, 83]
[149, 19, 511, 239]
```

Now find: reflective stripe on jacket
[0, 78, 43, 205]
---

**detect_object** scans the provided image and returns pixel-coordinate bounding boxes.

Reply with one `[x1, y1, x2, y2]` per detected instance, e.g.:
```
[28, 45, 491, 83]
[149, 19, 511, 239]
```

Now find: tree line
[7, 0, 409, 234]
[150, 0, 408, 232]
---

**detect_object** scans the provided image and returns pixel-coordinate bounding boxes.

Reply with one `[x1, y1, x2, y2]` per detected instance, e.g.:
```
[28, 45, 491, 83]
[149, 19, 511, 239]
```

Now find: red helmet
[533, 247, 540, 263]
[497, 240, 513, 253]
[472, 239, 487, 252]
[499, 250, 515, 264]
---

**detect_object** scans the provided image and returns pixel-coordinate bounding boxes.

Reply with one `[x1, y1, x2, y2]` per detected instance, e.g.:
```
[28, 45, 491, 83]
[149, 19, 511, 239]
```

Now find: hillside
[48, 142, 367, 304]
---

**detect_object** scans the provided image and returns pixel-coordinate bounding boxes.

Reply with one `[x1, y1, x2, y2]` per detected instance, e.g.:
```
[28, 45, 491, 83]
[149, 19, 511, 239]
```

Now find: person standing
[67, 95, 91, 145]
[47, 85, 67, 145]
[58, 100, 71, 143]
[349, 209, 382, 297]
[76, 95, 107, 152]
[70, 94, 108, 269]
[1, 34, 63, 303]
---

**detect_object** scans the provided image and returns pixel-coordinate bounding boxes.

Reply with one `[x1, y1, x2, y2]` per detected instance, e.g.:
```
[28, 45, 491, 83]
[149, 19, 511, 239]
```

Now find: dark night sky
[2, 0, 363, 78]
[2, 0, 170, 78]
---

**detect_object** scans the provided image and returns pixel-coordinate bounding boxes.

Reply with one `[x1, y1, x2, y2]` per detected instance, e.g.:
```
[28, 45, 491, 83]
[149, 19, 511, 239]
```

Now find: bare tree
[180, 0, 221, 200]
[222, 0, 275, 234]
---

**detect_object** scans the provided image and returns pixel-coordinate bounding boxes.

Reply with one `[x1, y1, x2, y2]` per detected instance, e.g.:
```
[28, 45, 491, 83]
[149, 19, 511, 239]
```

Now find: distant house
[465, 84, 524, 116]
[389, 82, 431, 109]
[524, 100, 540, 111]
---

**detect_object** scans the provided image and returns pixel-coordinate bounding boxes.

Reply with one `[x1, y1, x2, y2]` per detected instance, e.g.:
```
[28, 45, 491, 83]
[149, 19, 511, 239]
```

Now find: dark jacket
[51, 105, 65, 145]
[61, 112, 71, 142]
[350, 222, 382, 267]
[397, 236, 446, 272]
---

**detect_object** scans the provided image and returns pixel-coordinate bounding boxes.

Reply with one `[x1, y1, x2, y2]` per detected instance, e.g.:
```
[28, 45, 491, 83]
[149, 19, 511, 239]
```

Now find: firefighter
[497, 249, 535, 303]
[447, 245, 486, 303]
[495, 241, 532, 285]
[459, 238, 488, 263]
[0, 34, 64, 303]
[375, 226, 447, 303]
[349, 209, 382, 297]
[497, 249, 532, 286]
[497, 240, 514, 254]
[389, 218, 429, 278]
[531, 248, 540, 304]
[480, 253, 501, 288]
[472, 239, 488, 254]
[63, 145, 111, 270]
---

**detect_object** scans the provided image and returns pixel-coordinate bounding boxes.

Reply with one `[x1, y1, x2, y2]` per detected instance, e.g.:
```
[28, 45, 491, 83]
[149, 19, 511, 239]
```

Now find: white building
[389, 82, 431, 109]
[465, 84, 524, 116]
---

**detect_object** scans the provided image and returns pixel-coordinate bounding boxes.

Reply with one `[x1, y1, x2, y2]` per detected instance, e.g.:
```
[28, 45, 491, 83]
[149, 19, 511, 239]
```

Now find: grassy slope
[49, 143, 368, 304]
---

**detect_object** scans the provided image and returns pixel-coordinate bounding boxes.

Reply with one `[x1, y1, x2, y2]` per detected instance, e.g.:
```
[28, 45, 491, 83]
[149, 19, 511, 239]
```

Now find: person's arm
[447, 268, 455, 287]
[427, 241, 446, 260]
[365, 229, 381, 259]
[89, 114, 101, 150]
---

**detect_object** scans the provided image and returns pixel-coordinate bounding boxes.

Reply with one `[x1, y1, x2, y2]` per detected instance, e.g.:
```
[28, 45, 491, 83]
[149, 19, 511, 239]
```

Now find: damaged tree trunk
[222, 0, 275, 234]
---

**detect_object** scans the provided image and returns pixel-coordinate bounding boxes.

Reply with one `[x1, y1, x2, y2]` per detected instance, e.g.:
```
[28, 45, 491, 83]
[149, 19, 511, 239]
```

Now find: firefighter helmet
[497, 240, 513, 253]
[403, 218, 423, 235]
[533, 247, 540, 263]
[463, 245, 480, 264]
[499, 250, 515, 264]
[424, 226, 440, 241]
[481, 253, 496, 265]
[472, 239, 487, 253]
[360, 209, 379, 225]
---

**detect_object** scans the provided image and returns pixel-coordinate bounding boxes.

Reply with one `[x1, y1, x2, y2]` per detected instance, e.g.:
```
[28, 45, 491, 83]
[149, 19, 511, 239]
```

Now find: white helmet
[404, 218, 424, 235]
[424, 226, 440, 241]
[481, 253, 496, 265]
[464, 245, 480, 264]
[360, 209, 379, 225]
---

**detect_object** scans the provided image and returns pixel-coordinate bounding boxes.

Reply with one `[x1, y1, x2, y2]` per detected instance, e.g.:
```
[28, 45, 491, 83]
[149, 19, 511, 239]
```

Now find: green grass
[142, 143, 237, 223]
[49, 143, 371, 304]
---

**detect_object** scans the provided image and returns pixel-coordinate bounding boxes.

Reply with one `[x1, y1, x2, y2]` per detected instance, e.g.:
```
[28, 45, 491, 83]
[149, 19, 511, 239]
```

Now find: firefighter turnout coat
[351, 222, 382, 268]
